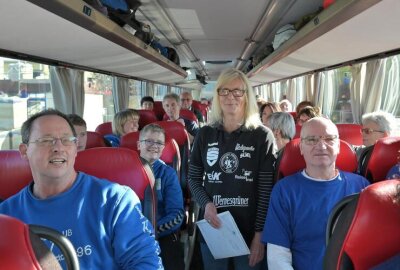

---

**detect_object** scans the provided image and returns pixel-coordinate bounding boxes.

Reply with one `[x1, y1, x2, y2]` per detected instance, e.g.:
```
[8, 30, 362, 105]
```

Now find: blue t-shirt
[262, 170, 369, 270]
[386, 164, 400, 180]
[152, 159, 184, 238]
[0, 172, 163, 270]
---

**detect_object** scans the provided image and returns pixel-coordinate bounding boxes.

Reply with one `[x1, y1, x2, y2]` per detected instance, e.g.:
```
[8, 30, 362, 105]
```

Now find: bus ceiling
[0, 0, 399, 86]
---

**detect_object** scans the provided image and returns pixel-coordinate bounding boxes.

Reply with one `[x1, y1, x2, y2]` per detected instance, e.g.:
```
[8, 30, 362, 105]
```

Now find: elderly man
[0, 109, 163, 270]
[180, 91, 204, 123]
[163, 93, 199, 142]
[360, 111, 396, 147]
[262, 117, 369, 270]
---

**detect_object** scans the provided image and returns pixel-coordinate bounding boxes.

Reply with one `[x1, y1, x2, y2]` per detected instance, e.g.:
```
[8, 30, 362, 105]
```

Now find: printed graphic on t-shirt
[219, 152, 239, 173]
[207, 147, 219, 166]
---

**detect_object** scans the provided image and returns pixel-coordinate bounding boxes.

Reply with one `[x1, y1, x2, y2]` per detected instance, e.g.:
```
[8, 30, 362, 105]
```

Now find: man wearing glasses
[262, 117, 369, 270]
[137, 124, 185, 270]
[0, 109, 163, 270]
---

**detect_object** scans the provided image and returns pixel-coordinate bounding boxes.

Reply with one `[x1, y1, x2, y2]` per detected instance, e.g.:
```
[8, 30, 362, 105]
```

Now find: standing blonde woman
[188, 68, 276, 270]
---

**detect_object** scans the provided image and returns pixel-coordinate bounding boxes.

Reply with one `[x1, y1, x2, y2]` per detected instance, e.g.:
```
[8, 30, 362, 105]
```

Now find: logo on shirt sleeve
[207, 147, 219, 166]
[219, 152, 239, 173]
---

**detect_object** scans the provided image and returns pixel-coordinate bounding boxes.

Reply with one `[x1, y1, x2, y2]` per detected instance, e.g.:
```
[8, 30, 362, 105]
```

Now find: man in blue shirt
[262, 117, 369, 270]
[0, 109, 163, 270]
[137, 123, 185, 270]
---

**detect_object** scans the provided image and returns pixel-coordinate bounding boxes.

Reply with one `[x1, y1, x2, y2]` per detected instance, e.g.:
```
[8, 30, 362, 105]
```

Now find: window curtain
[350, 64, 363, 123]
[380, 56, 400, 116]
[49, 67, 84, 115]
[362, 59, 387, 114]
[112, 76, 129, 112]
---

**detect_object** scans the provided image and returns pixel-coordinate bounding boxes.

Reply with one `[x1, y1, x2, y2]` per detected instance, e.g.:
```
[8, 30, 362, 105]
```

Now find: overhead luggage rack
[0, 0, 186, 84]
[247, 0, 400, 85]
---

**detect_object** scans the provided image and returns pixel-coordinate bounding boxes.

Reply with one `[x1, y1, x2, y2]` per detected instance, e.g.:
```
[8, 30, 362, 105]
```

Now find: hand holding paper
[197, 211, 250, 259]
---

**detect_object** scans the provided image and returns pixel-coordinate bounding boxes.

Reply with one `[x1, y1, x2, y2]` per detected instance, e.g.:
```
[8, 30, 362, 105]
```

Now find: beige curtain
[49, 67, 84, 115]
[112, 77, 130, 112]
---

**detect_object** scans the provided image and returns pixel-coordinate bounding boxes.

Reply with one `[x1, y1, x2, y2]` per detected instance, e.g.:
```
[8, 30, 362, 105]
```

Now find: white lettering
[207, 171, 222, 181]
[235, 144, 255, 151]
[208, 142, 218, 146]
[240, 152, 251, 158]
[213, 195, 249, 207]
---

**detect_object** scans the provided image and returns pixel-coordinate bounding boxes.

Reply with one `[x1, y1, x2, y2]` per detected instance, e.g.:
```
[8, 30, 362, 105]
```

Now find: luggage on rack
[82, 0, 108, 16]
[166, 47, 180, 65]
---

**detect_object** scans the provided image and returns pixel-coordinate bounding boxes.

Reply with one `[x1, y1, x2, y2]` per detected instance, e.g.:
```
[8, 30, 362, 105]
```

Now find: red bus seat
[138, 110, 158, 129]
[120, 131, 140, 152]
[363, 136, 400, 182]
[192, 101, 208, 122]
[95, 122, 112, 136]
[324, 179, 400, 269]
[289, 111, 297, 120]
[275, 138, 357, 182]
[163, 109, 199, 124]
[0, 214, 79, 270]
[336, 123, 363, 146]
[293, 124, 302, 139]
[0, 150, 32, 200]
[153, 101, 165, 121]
[75, 147, 157, 230]
[120, 132, 182, 177]
[86, 131, 109, 149]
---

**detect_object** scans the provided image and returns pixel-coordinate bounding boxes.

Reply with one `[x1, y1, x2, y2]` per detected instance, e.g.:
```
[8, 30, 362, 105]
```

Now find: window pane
[0, 57, 53, 150]
[83, 72, 114, 131]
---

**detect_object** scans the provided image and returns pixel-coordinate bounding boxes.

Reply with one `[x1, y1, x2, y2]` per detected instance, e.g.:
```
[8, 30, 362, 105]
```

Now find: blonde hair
[112, 109, 139, 136]
[209, 68, 261, 129]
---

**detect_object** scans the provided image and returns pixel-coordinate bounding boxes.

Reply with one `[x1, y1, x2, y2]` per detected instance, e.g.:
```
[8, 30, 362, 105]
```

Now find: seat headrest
[75, 147, 151, 199]
[365, 137, 400, 182]
[0, 150, 32, 200]
[95, 122, 112, 136]
[154, 121, 189, 146]
[120, 131, 140, 152]
[342, 180, 400, 268]
[138, 110, 158, 129]
[336, 124, 363, 146]
[86, 131, 108, 149]
[277, 139, 357, 181]
[0, 214, 41, 270]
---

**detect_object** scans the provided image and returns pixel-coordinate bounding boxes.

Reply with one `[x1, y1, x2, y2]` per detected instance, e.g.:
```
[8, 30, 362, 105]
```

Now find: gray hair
[209, 68, 261, 129]
[268, 112, 296, 140]
[362, 111, 396, 135]
[163, 93, 180, 103]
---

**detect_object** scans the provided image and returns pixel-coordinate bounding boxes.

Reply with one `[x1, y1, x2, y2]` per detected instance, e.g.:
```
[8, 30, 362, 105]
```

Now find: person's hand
[248, 232, 265, 267]
[204, 202, 221, 228]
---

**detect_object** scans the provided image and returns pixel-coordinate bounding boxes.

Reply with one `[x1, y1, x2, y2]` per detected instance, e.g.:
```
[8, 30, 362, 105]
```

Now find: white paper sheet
[197, 211, 250, 259]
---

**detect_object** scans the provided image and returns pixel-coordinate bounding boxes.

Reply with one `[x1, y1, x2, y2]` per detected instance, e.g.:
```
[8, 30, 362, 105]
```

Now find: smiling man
[0, 109, 163, 270]
[262, 117, 369, 270]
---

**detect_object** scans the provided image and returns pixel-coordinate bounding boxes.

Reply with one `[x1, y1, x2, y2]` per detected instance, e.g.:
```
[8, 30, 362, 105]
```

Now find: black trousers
[158, 233, 185, 270]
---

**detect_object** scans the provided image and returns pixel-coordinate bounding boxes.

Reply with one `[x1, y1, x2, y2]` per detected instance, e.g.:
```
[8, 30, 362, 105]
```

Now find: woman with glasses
[137, 123, 185, 270]
[355, 111, 396, 172]
[105, 109, 140, 147]
[188, 68, 276, 270]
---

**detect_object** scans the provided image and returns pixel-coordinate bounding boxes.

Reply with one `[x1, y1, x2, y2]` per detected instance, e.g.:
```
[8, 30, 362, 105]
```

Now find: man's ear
[137, 141, 141, 151]
[299, 141, 304, 156]
[19, 143, 28, 160]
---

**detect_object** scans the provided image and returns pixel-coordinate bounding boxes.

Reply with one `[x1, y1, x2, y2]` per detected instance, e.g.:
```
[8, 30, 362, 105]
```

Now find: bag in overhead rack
[166, 47, 180, 66]
[100, 0, 129, 12]
[272, 24, 296, 50]
[82, 0, 108, 15]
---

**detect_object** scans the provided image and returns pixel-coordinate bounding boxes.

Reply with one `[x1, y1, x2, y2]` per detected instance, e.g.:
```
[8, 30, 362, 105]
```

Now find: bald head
[300, 117, 338, 138]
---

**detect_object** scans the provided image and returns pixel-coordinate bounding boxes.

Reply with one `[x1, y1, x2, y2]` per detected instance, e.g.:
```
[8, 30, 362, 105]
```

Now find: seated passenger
[105, 109, 140, 147]
[266, 112, 295, 152]
[297, 106, 321, 126]
[0, 109, 163, 269]
[180, 91, 204, 123]
[141, 96, 155, 110]
[295, 100, 314, 116]
[262, 117, 369, 270]
[356, 111, 396, 163]
[260, 102, 281, 126]
[162, 93, 199, 142]
[279, 99, 292, 112]
[137, 124, 185, 270]
[67, 114, 87, 151]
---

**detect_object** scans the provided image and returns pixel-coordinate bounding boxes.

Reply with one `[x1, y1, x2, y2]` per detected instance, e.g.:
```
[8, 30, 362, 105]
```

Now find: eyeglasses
[29, 136, 77, 147]
[217, 88, 246, 97]
[301, 135, 338, 146]
[361, 128, 385, 135]
[140, 140, 165, 147]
